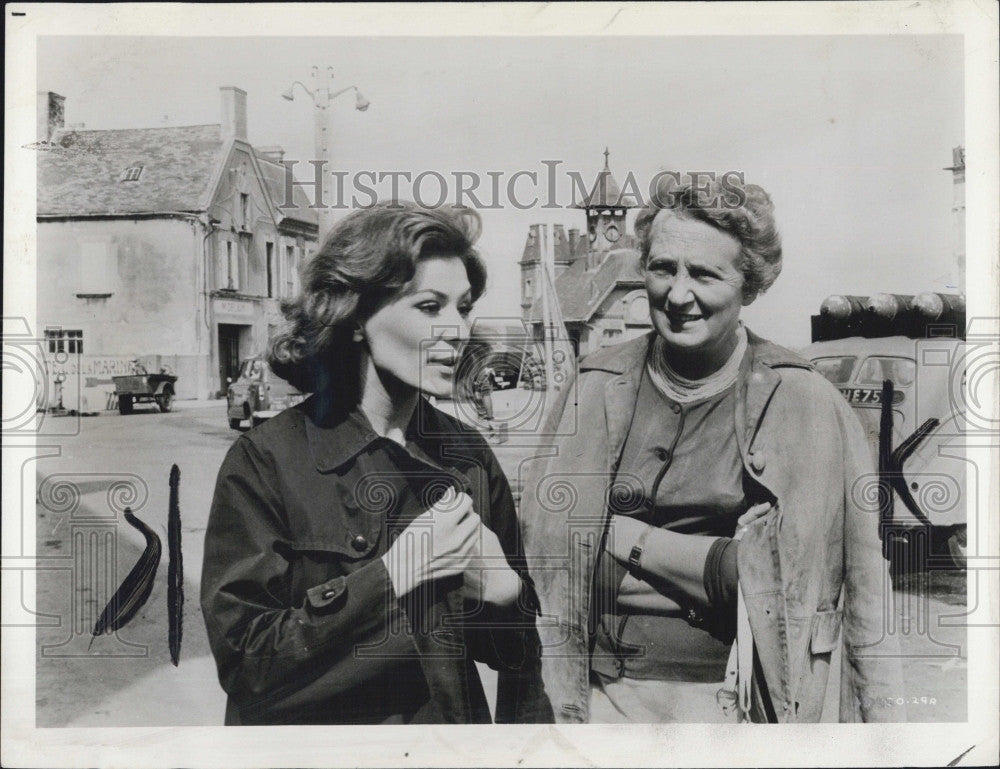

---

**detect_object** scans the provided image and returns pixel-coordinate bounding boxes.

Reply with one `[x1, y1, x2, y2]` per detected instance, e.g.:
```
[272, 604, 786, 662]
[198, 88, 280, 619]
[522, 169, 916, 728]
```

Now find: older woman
[202, 201, 551, 725]
[520, 177, 904, 723]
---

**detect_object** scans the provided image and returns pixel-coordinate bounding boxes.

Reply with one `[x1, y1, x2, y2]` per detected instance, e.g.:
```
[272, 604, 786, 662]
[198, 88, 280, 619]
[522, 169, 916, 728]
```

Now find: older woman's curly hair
[634, 175, 782, 301]
[268, 201, 486, 394]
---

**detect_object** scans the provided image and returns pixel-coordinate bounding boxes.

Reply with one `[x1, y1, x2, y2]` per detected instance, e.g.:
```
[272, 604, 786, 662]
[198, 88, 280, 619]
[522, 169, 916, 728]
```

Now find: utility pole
[283, 67, 369, 241]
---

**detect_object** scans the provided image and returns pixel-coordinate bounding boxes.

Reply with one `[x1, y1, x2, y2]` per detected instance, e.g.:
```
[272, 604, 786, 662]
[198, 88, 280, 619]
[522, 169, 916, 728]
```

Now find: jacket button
[351, 534, 368, 552]
[750, 451, 766, 474]
[671, 403, 681, 414]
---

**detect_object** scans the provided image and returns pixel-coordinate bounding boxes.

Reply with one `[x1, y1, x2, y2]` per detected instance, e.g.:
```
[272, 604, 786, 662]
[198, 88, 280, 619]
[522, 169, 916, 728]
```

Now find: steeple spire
[573, 149, 636, 265]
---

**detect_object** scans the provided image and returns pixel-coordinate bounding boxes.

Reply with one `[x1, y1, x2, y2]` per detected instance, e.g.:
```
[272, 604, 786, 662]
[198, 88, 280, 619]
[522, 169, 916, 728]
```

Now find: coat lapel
[585, 334, 651, 471]
[604, 373, 642, 470]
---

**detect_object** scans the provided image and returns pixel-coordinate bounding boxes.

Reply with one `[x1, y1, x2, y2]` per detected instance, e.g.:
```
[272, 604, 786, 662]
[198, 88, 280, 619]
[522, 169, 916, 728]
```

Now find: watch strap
[626, 524, 653, 572]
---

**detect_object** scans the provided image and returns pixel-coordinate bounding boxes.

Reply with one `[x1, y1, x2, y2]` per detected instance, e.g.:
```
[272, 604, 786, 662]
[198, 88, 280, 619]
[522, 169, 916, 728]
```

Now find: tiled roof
[528, 247, 644, 324]
[37, 124, 224, 216]
[257, 155, 319, 228]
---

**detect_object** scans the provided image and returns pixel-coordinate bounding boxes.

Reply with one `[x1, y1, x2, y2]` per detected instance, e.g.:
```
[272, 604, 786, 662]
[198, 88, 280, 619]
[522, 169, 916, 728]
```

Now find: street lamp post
[283, 66, 370, 240]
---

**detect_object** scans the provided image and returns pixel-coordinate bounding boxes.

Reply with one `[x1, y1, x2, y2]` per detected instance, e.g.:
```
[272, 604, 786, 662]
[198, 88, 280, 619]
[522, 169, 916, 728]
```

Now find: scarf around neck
[646, 324, 748, 403]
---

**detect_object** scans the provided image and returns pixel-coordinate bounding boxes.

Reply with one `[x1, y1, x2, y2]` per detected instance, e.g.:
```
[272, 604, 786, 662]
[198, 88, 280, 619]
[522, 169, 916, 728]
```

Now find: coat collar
[585, 329, 813, 463]
[580, 329, 812, 376]
[303, 392, 452, 473]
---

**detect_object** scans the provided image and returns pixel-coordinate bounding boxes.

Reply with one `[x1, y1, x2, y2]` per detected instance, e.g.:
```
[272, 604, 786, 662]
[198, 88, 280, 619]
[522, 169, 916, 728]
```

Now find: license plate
[839, 387, 905, 406]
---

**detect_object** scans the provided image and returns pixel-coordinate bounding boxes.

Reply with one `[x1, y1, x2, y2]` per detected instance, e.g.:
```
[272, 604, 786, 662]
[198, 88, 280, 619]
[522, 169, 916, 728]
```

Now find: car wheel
[228, 417, 242, 430]
[118, 395, 133, 415]
[156, 389, 174, 413]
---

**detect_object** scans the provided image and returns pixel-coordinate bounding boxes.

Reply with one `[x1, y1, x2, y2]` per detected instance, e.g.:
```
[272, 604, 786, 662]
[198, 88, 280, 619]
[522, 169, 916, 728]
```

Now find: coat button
[351, 534, 368, 552]
[671, 403, 681, 414]
[654, 447, 670, 462]
[750, 451, 766, 474]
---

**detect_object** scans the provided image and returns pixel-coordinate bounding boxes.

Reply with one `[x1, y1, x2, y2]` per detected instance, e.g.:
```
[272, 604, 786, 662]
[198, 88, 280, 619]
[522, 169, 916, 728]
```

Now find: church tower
[573, 148, 637, 269]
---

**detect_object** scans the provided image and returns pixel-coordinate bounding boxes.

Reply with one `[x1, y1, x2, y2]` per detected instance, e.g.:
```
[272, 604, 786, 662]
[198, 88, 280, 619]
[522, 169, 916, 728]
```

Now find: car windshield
[239, 360, 263, 379]
[856, 356, 916, 387]
[813, 356, 857, 385]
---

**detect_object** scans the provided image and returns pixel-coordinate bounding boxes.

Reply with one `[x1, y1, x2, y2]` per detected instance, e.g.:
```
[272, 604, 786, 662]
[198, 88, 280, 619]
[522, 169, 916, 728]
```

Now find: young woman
[201, 202, 551, 725]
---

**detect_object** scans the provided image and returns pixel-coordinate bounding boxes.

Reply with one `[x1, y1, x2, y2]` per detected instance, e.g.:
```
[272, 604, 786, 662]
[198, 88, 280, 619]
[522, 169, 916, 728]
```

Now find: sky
[37, 34, 964, 348]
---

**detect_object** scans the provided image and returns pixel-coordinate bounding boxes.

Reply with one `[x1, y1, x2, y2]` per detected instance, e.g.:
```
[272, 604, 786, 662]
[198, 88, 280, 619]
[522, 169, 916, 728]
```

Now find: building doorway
[218, 324, 246, 393]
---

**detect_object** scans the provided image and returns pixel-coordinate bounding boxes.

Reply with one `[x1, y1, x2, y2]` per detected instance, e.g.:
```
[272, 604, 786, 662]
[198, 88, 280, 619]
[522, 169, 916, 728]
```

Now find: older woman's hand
[736, 502, 773, 533]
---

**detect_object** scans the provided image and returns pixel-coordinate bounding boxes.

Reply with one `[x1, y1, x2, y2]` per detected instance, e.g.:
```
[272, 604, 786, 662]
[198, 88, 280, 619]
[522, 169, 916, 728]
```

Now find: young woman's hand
[382, 488, 479, 598]
[462, 521, 522, 606]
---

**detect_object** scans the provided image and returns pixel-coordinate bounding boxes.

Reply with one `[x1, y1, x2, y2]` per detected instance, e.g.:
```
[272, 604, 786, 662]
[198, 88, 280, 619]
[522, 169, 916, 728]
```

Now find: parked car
[802, 292, 967, 572]
[226, 357, 305, 430]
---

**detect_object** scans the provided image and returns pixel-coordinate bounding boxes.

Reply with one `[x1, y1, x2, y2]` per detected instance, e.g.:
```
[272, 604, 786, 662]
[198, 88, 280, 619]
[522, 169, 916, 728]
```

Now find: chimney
[520, 224, 541, 265]
[37, 91, 65, 143]
[220, 86, 248, 141]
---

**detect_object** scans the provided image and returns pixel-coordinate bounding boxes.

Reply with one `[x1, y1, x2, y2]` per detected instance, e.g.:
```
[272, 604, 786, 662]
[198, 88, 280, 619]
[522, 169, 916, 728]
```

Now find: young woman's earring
[352, 327, 365, 343]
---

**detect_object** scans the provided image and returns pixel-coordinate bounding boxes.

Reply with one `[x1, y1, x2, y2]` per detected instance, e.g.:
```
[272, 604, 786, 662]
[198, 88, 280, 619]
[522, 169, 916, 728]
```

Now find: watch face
[605, 224, 621, 243]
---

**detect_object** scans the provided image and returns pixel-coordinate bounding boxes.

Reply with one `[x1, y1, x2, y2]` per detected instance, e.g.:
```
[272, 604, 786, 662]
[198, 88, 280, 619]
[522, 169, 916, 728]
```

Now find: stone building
[519, 151, 651, 357]
[36, 87, 318, 410]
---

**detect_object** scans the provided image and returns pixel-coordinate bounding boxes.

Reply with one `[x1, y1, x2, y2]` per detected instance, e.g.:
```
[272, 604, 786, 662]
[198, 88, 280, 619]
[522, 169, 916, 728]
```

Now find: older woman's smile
[666, 311, 704, 325]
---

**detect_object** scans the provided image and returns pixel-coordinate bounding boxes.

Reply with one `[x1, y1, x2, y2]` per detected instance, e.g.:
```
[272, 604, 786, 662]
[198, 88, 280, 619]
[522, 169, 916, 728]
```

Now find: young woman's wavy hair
[268, 201, 486, 396]
[634, 175, 782, 301]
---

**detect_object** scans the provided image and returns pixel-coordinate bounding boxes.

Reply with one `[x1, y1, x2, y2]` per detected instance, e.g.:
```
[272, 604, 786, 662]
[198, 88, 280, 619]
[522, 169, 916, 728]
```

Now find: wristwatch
[627, 525, 653, 572]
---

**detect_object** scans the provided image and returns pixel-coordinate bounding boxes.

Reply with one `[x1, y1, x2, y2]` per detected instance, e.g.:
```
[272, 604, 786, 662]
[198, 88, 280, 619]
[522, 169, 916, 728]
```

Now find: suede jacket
[520, 331, 905, 723]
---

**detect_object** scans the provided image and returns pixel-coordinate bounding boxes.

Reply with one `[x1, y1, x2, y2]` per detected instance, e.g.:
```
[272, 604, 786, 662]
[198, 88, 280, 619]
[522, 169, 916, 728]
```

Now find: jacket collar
[586, 329, 813, 463]
[739, 329, 813, 456]
[580, 329, 812, 375]
[303, 393, 380, 472]
[303, 392, 449, 473]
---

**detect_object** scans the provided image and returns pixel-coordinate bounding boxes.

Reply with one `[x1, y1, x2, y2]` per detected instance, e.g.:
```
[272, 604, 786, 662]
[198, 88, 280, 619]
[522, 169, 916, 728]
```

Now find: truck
[802, 292, 967, 573]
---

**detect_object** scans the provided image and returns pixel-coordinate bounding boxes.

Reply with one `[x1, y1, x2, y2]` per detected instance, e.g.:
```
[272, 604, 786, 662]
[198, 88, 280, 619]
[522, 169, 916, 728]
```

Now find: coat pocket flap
[810, 608, 843, 654]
